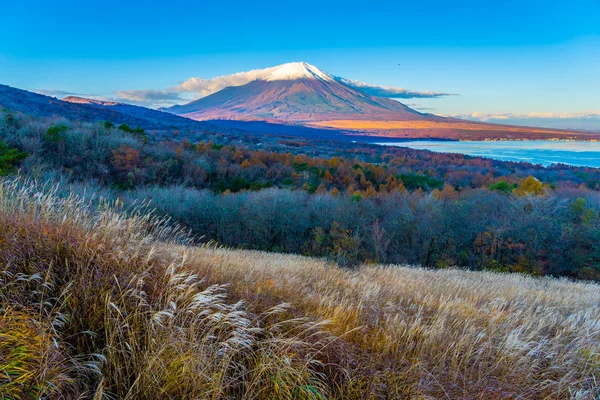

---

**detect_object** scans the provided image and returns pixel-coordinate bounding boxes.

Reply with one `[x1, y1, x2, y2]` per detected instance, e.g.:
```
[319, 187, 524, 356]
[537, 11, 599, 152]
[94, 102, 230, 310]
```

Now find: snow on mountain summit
[262, 62, 333, 82]
[166, 60, 424, 122]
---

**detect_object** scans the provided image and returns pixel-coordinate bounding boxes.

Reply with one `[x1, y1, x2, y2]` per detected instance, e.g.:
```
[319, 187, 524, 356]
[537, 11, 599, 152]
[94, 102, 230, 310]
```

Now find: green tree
[44, 125, 68, 143]
[118, 123, 133, 133]
[43, 125, 68, 157]
[0, 141, 28, 175]
[399, 173, 443, 191]
[118, 124, 148, 142]
[132, 127, 149, 143]
[489, 180, 515, 193]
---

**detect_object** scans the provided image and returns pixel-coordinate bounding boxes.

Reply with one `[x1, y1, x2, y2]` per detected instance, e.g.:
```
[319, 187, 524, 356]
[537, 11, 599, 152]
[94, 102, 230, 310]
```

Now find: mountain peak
[166, 61, 423, 122]
[261, 62, 333, 82]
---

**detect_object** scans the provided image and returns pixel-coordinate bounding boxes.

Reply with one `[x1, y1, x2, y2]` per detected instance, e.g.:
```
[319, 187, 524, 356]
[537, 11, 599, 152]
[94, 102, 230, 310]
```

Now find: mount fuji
[7, 61, 583, 141]
[165, 62, 431, 123]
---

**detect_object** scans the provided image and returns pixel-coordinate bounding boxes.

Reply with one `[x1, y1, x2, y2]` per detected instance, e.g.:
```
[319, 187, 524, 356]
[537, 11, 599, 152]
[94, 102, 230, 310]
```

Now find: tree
[112, 145, 142, 188]
[43, 125, 68, 156]
[328, 222, 361, 267]
[489, 180, 515, 194]
[514, 176, 545, 196]
[0, 141, 28, 175]
[371, 219, 391, 263]
[44, 124, 68, 143]
[118, 123, 133, 133]
[133, 127, 149, 143]
[119, 124, 148, 142]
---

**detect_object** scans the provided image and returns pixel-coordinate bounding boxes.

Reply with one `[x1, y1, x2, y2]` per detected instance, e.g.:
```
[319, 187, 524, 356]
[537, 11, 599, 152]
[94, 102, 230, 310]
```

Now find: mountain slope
[166, 62, 428, 122]
[2, 80, 590, 142]
[0, 84, 208, 131]
[60, 96, 216, 129]
[163, 62, 600, 140]
[0, 84, 352, 141]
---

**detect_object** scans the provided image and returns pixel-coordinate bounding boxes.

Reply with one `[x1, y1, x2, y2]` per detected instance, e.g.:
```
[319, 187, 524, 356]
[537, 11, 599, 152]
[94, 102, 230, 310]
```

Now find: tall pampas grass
[0, 179, 337, 399]
[0, 178, 599, 399]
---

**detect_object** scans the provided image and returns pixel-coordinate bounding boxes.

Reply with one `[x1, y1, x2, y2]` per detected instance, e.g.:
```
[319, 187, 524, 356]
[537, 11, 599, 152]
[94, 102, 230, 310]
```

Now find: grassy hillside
[1, 179, 599, 399]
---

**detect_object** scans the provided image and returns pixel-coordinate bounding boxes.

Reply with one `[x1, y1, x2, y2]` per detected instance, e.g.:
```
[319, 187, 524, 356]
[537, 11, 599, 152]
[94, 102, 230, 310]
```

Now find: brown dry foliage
[0, 179, 599, 399]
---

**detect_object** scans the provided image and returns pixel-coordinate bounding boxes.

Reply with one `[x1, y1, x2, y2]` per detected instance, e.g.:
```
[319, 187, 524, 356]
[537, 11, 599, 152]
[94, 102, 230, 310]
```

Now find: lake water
[374, 140, 600, 168]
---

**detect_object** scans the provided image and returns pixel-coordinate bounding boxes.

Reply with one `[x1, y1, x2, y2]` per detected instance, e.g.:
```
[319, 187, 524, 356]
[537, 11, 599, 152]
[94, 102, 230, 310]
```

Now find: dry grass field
[308, 119, 600, 141]
[1, 179, 599, 399]
[309, 119, 569, 133]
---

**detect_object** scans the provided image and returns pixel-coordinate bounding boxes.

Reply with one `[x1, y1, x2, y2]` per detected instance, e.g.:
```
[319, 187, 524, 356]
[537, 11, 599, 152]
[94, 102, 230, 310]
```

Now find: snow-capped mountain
[165, 62, 429, 122]
[261, 62, 334, 82]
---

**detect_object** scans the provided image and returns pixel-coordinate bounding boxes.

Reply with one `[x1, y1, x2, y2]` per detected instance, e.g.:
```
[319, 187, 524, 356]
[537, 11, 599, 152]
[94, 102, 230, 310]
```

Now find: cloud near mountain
[36, 63, 454, 108]
[174, 68, 452, 100]
[115, 89, 185, 103]
[164, 62, 432, 122]
[333, 77, 453, 99]
[35, 89, 99, 98]
[458, 111, 600, 120]
[111, 63, 454, 107]
[174, 66, 280, 97]
[454, 111, 600, 131]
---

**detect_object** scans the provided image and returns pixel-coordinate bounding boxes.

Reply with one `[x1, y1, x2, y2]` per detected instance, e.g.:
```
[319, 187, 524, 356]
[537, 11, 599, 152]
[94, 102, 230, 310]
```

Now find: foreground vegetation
[1, 179, 599, 399]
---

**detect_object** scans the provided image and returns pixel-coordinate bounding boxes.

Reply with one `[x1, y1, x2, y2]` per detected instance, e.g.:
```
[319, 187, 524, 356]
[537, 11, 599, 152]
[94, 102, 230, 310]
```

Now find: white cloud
[454, 111, 600, 120]
[43, 63, 453, 108]
[406, 103, 436, 111]
[35, 89, 99, 98]
[175, 66, 279, 97]
[453, 111, 600, 131]
[108, 89, 187, 108]
[333, 77, 454, 99]
[115, 89, 183, 102]
[169, 65, 453, 100]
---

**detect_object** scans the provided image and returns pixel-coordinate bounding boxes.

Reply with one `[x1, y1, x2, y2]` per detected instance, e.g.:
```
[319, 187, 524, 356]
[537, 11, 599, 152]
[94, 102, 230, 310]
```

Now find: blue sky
[1, 0, 599, 128]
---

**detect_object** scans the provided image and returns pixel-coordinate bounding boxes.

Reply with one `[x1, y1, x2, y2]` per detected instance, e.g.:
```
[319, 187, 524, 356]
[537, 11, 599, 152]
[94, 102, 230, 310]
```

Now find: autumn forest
[2, 109, 600, 281]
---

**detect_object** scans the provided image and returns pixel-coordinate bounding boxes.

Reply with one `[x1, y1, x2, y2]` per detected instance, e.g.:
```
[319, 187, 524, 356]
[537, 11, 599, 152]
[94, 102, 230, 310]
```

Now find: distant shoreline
[350, 136, 600, 143]
[367, 139, 600, 168]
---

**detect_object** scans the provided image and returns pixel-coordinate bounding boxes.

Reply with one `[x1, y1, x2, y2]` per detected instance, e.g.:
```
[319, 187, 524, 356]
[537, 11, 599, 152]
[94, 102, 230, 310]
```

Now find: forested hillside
[2, 108, 600, 279]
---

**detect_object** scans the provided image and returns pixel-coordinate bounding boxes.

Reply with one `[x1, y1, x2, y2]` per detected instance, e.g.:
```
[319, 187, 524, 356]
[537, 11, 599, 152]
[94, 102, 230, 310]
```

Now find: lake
[374, 140, 600, 168]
